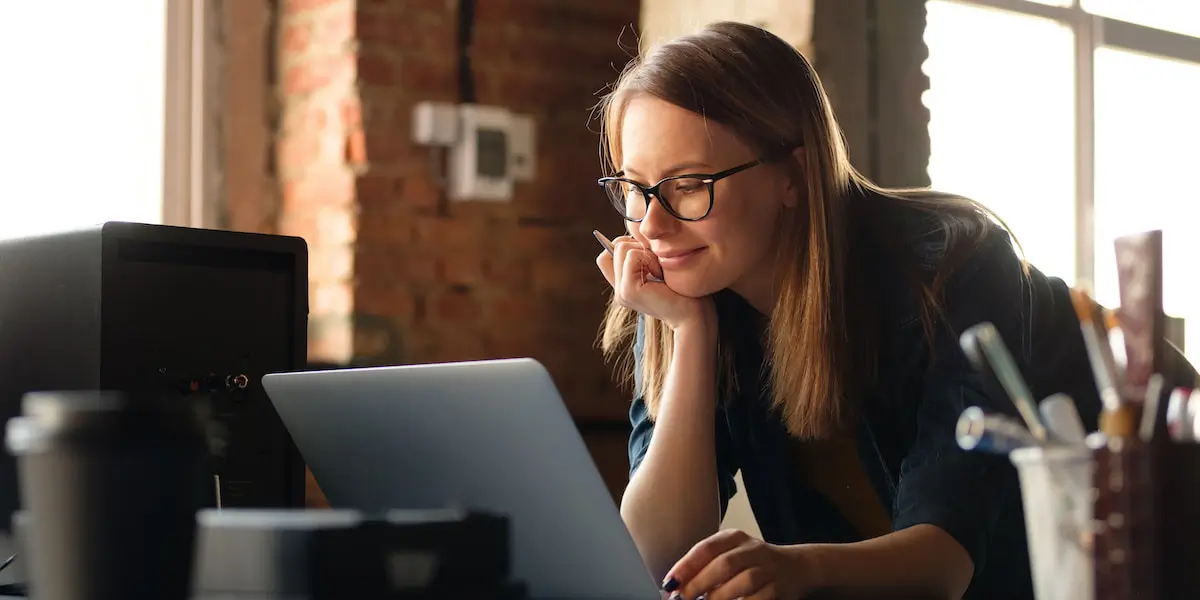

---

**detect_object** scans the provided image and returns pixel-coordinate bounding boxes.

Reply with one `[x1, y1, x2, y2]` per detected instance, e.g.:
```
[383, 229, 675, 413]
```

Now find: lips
[654, 247, 706, 267]
[655, 248, 702, 259]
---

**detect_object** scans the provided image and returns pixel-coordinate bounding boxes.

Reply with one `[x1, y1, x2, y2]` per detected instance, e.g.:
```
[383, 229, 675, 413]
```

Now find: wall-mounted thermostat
[411, 101, 537, 202]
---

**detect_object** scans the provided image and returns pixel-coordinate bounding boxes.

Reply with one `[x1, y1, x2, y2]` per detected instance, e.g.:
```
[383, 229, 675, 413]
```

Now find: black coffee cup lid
[7, 391, 205, 456]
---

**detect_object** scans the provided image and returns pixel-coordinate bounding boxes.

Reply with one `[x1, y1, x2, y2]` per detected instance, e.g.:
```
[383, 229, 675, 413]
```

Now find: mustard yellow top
[792, 435, 893, 540]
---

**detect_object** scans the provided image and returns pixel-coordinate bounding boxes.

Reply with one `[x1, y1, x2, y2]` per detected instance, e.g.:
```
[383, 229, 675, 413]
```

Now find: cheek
[707, 184, 780, 241]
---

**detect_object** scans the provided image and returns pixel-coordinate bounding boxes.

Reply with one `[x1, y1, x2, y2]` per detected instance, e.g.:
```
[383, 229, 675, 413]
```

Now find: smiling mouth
[656, 247, 706, 265]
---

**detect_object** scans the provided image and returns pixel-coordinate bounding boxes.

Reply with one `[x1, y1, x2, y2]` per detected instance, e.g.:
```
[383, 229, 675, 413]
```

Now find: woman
[593, 21, 1102, 600]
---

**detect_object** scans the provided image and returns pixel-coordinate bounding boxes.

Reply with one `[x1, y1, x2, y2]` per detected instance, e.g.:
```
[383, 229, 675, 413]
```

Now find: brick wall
[276, 0, 363, 365]
[352, 0, 639, 499]
[261, 0, 641, 505]
[640, 0, 813, 55]
[225, 0, 927, 511]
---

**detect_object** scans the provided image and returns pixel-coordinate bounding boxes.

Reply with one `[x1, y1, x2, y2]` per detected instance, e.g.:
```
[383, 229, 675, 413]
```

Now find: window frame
[947, 0, 1200, 285]
[163, 0, 220, 229]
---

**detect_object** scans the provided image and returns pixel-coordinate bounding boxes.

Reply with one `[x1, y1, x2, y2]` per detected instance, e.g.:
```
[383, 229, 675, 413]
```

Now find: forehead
[618, 95, 747, 174]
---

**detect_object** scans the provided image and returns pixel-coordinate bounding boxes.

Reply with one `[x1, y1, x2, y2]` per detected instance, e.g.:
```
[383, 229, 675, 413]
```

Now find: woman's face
[617, 95, 796, 301]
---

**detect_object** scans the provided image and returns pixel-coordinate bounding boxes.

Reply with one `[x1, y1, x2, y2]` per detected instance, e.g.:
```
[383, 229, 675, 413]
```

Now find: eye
[671, 178, 706, 194]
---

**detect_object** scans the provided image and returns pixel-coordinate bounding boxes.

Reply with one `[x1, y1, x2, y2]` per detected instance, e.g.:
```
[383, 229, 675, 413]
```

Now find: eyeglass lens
[603, 178, 710, 221]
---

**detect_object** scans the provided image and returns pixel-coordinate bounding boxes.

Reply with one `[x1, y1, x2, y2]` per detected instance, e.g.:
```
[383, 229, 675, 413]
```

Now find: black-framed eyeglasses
[596, 146, 799, 222]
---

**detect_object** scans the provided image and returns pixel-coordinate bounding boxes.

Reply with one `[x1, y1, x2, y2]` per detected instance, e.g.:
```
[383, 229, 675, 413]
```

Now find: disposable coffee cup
[1010, 445, 1094, 600]
[5, 391, 210, 600]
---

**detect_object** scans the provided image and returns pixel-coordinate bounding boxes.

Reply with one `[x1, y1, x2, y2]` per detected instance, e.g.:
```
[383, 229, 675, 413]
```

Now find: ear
[780, 148, 807, 208]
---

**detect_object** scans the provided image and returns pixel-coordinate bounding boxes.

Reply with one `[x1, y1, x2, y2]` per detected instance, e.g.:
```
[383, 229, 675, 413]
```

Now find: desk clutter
[2, 389, 526, 599]
[0, 224, 528, 599]
[954, 229, 1200, 600]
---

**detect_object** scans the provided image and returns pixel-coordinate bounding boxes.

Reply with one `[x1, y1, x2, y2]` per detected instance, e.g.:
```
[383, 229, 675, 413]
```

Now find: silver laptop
[261, 358, 659, 600]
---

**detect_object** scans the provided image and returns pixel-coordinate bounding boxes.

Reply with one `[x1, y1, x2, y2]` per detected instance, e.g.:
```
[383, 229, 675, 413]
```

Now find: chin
[662, 272, 728, 298]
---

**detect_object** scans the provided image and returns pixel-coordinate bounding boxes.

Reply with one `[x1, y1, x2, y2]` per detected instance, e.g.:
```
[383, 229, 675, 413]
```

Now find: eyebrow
[620, 160, 713, 180]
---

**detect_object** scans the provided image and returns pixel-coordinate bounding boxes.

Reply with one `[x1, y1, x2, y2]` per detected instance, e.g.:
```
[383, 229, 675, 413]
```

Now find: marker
[956, 406, 1039, 454]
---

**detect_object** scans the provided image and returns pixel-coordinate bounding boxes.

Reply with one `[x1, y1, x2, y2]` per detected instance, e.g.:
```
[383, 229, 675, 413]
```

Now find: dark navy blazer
[626, 217, 1105, 600]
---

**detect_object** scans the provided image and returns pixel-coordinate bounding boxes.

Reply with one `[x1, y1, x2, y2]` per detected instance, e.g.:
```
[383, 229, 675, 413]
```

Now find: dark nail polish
[661, 576, 680, 592]
[667, 593, 682, 600]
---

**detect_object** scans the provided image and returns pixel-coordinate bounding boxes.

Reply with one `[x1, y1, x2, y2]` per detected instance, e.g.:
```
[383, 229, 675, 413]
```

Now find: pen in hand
[593, 230, 664, 283]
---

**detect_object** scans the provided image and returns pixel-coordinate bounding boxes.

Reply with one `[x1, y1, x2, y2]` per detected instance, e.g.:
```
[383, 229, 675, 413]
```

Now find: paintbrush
[1069, 287, 1132, 437]
[960, 322, 1050, 443]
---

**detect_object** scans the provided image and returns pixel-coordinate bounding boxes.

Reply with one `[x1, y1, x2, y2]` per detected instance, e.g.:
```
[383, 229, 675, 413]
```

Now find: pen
[593, 230, 664, 283]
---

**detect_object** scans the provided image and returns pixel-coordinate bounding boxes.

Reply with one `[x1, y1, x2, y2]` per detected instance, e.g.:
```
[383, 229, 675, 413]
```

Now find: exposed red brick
[280, 167, 355, 211]
[276, 0, 359, 375]
[261, 0, 641, 504]
[311, 243, 355, 282]
[283, 55, 354, 96]
[398, 57, 458, 95]
[412, 215, 479, 250]
[429, 326, 490, 363]
[481, 256, 531, 288]
[345, 128, 368, 168]
[281, 20, 312, 55]
[353, 279, 415, 322]
[285, 0, 344, 12]
[397, 174, 440, 210]
[311, 280, 354, 314]
[312, 8, 355, 47]
[356, 54, 399, 87]
[281, 102, 330, 135]
[340, 96, 363, 129]
[314, 206, 357, 246]
[531, 258, 587, 294]
[430, 286, 482, 324]
[489, 289, 544, 325]
[277, 133, 321, 173]
[400, 0, 452, 17]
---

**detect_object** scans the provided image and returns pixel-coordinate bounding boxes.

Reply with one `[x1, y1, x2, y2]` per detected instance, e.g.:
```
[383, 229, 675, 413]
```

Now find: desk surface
[0, 597, 309, 600]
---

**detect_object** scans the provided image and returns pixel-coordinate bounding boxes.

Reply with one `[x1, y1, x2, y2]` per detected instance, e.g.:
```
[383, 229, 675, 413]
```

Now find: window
[924, 1, 1076, 283]
[925, 0, 1200, 360]
[1082, 0, 1200, 39]
[1093, 48, 1200, 356]
[0, 1, 198, 242]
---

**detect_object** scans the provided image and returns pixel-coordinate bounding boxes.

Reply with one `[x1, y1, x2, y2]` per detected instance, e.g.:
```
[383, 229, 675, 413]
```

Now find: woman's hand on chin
[596, 233, 714, 331]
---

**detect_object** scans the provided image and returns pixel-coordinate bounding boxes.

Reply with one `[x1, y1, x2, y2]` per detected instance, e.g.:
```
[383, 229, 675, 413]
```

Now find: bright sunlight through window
[0, 2, 167, 242]
[923, 1, 1077, 285]
[1093, 48, 1200, 357]
[926, 0, 1200, 359]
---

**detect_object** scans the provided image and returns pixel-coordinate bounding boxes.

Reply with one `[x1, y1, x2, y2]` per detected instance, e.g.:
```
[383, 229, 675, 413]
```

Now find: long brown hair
[596, 21, 1018, 439]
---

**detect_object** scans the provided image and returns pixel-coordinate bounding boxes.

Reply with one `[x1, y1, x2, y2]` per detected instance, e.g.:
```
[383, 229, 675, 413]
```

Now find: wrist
[785, 544, 829, 595]
[671, 317, 717, 353]
[667, 299, 717, 336]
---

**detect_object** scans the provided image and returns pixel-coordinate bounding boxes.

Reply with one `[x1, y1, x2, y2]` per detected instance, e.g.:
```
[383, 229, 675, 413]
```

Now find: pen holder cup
[1010, 446, 1095, 600]
[1092, 439, 1200, 600]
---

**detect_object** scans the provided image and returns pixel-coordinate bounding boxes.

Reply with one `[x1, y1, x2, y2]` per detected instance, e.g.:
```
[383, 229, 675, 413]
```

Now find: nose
[637, 193, 676, 239]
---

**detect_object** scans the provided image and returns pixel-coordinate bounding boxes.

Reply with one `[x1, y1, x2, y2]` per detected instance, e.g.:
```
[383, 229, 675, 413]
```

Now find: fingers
[705, 566, 772, 600]
[611, 235, 639, 277]
[667, 529, 751, 594]
[612, 236, 656, 304]
[613, 235, 664, 283]
[678, 543, 764, 600]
